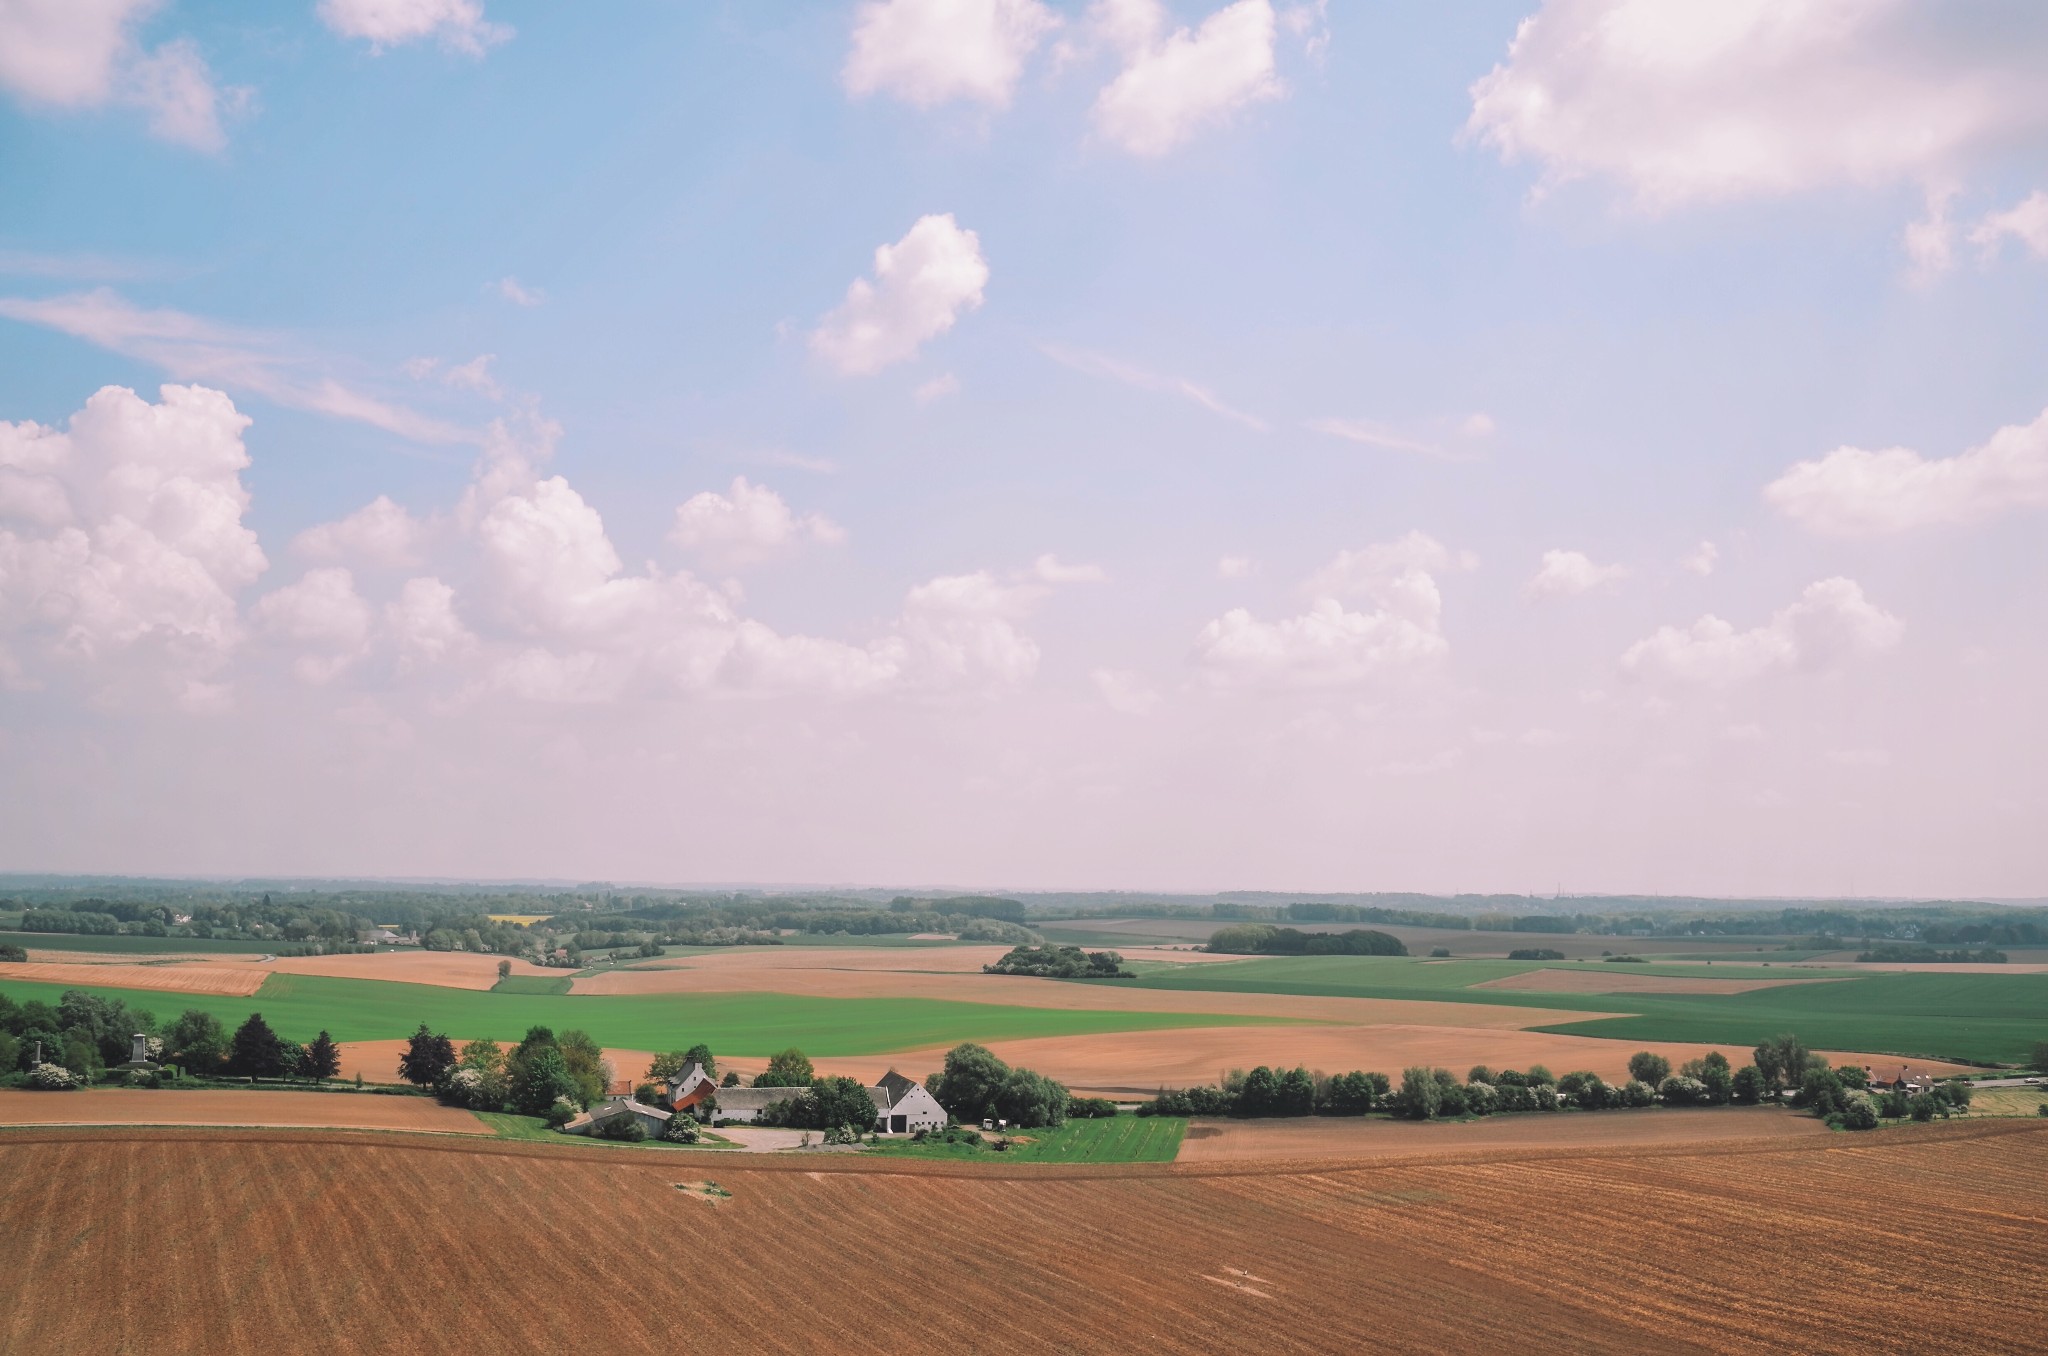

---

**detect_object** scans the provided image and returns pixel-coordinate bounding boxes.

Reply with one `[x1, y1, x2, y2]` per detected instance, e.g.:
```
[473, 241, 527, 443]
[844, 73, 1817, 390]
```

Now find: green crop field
[490, 976, 573, 995]
[0, 973, 1292, 1058]
[1115, 956, 2048, 1065]
[870, 1115, 1186, 1164]
[0, 931, 282, 956]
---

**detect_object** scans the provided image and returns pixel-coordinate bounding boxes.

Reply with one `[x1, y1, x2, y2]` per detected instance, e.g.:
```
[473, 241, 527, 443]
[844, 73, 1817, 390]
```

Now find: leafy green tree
[595, 1114, 646, 1142]
[929, 1043, 1011, 1122]
[1908, 1093, 1938, 1122]
[1680, 1052, 1733, 1105]
[808, 1075, 880, 1132]
[1839, 1096, 1879, 1131]
[226, 1013, 293, 1079]
[166, 1010, 228, 1076]
[1795, 1066, 1847, 1117]
[513, 1047, 581, 1115]
[1394, 1066, 1441, 1120]
[753, 1048, 816, 1088]
[1753, 1034, 1815, 1093]
[1276, 1066, 1316, 1116]
[1731, 1065, 1765, 1104]
[0, 1033, 17, 1075]
[558, 1030, 610, 1107]
[304, 1031, 341, 1082]
[662, 1114, 700, 1143]
[1627, 1052, 1671, 1085]
[646, 1050, 694, 1083]
[397, 1023, 456, 1089]
[720, 1070, 740, 1087]
[683, 1043, 717, 1078]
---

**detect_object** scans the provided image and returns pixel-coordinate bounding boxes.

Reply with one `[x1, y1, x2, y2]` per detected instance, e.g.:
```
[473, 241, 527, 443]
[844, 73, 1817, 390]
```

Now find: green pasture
[0, 972, 1291, 1058]
[490, 975, 573, 995]
[1115, 956, 2048, 1065]
[869, 1115, 1186, 1164]
[0, 930, 280, 956]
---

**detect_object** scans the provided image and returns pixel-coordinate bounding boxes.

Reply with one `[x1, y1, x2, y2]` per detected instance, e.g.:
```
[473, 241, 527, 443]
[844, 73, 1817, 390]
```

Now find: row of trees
[1204, 925, 1408, 956]
[406, 1025, 612, 1115]
[0, 991, 345, 1086]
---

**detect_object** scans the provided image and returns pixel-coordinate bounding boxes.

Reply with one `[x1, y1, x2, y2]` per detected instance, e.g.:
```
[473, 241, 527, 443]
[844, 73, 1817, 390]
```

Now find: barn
[658, 1062, 947, 1133]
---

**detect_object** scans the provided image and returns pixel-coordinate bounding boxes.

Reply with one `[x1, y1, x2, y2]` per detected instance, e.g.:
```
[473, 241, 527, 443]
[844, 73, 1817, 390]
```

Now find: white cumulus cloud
[0, 0, 236, 150]
[1466, 0, 2048, 213]
[844, 0, 1057, 108]
[1764, 404, 2048, 535]
[1092, 667, 1160, 715]
[317, 0, 511, 55]
[1621, 577, 1903, 685]
[385, 575, 473, 663]
[291, 495, 429, 568]
[1681, 540, 1719, 576]
[668, 477, 845, 570]
[1194, 532, 1458, 688]
[0, 384, 266, 692]
[810, 215, 989, 377]
[252, 566, 374, 683]
[1090, 0, 1283, 156]
[1524, 548, 1627, 599]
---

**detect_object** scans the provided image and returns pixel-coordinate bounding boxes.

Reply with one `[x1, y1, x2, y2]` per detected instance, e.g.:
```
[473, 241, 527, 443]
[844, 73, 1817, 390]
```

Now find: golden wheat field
[0, 1121, 2042, 1354]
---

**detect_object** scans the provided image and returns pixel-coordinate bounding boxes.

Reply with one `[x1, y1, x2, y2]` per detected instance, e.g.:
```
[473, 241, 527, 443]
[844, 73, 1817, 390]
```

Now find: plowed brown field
[0, 1121, 2041, 1354]
[1175, 1106, 1829, 1162]
[0, 961, 267, 996]
[0, 1089, 487, 1133]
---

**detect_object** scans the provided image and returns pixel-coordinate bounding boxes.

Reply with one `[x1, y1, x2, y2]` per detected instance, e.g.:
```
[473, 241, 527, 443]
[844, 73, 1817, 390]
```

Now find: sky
[1, 0, 2045, 896]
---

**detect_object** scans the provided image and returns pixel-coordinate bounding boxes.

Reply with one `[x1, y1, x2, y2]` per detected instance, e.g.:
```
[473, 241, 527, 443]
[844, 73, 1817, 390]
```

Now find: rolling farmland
[1120, 957, 2048, 1064]
[0, 1121, 2042, 1354]
[0, 972, 1291, 1057]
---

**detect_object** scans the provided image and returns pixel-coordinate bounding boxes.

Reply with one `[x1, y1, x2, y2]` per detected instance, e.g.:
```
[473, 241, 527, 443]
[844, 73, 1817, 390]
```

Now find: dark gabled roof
[875, 1069, 920, 1108]
[664, 1060, 709, 1089]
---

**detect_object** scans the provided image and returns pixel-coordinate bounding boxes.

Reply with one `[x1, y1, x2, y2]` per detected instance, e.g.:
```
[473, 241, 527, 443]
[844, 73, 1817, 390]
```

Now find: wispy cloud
[0, 288, 474, 446]
[491, 276, 544, 307]
[1302, 413, 1482, 462]
[1039, 342, 1267, 431]
[0, 248, 173, 282]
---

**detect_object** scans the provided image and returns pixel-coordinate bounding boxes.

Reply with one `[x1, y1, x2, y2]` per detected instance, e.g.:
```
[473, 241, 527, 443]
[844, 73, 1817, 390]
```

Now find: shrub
[1462, 1081, 1498, 1116]
[1067, 1097, 1118, 1119]
[0, 943, 26, 963]
[1316, 1070, 1388, 1115]
[26, 1062, 77, 1090]
[1935, 1079, 1974, 1111]
[1558, 1072, 1612, 1110]
[1507, 948, 1566, 961]
[1619, 1079, 1656, 1109]
[1525, 1065, 1557, 1088]
[1908, 1094, 1938, 1122]
[662, 1116, 699, 1143]
[1531, 1084, 1560, 1112]
[596, 1113, 647, 1142]
[1429, 947, 1451, 958]
[1838, 1096, 1879, 1131]
[544, 1098, 577, 1129]
[1659, 1075, 1708, 1107]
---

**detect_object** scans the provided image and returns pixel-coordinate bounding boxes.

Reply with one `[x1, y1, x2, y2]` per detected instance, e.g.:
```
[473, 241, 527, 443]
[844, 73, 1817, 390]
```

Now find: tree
[809, 1075, 880, 1132]
[1680, 1052, 1733, 1105]
[2031, 1040, 2048, 1074]
[304, 1031, 341, 1082]
[1731, 1065, 1765, 1104]
[683, 1043, 717, 1078]
[497, 959, 512, 981]
[166, 1009, 228, 1076]
[1754, 1034, 1814, 1093]
[1627, 1052, 1671, 1086]
[753, 1048, 815, 1088]
[720, 1070, 740, 1087]
[1795, 1066, 1847, 1117]
[396, 1024, 456, 1089]
[558, 1030, 610, 1108]
[1394, 1066, 1441, 1120]
[646, 1050, 694, 1083]
[929, 1043, 1010, 1122]
[226, 1013, 293, 1079]
[512, 1047, 581, 1115]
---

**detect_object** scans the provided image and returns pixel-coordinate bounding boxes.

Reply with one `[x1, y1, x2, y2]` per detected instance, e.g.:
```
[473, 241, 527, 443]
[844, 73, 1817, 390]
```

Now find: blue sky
[2, 0, 2045, 894]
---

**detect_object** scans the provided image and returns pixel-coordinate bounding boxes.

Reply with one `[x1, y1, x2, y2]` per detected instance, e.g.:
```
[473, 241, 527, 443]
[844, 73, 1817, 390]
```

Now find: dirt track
[0, 1120, 2041, 1354]
[0, 1089, 489, 1134]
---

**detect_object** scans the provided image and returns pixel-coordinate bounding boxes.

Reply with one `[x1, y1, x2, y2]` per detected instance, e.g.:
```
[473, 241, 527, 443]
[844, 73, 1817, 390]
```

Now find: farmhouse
[564, 1096, 673, 1138]
[1865, 1065, 1940, 1095]
[658, 1062, 946, 1133]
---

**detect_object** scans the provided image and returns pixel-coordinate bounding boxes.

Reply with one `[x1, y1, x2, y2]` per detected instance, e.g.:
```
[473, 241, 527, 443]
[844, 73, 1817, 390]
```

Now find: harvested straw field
[0, 1121, 2041, 1354]
[0, 962, 267, 996]
[261, 950, 571, 990]
[0, 1090, 488, 1134]
[1174, 1106, 1829, 1163]
[1472, 967, 1834, 996]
